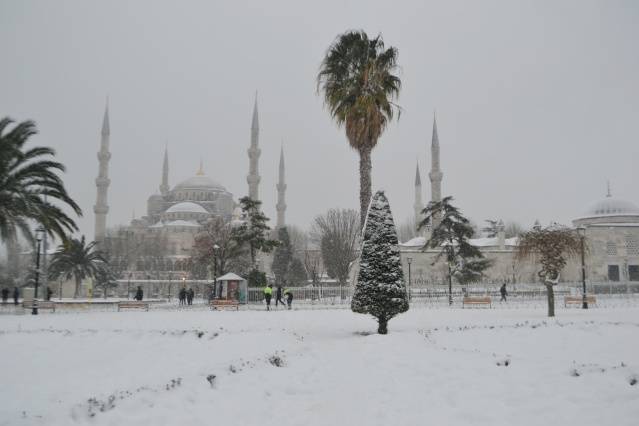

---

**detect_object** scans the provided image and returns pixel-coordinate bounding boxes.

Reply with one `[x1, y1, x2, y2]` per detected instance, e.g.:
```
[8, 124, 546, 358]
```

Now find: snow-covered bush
[352, 190, 408, 334]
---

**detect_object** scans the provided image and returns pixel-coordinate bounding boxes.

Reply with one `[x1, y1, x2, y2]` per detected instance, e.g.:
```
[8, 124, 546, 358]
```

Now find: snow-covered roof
[399, 236, 426, 247]
[149, 221, 165, 228]
[400, 236, 518, 248]
[165, 220, 200, 227]
[578, 196, 639, 219]
[216, 272, 245, 282]
[165, 202, 208, 214]
[173, 175, 226, 191]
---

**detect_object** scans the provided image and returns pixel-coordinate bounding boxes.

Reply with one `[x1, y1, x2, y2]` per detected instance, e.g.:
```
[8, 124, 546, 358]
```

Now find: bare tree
[504, 221, 524, 238]
[192, 217, 249, 278]
[515, 224, 582, 317]
[313, 209, 360, 287]
[396, 217, 417, 243]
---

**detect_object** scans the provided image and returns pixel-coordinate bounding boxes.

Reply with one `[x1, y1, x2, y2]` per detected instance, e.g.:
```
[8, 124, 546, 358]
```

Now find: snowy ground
[1, 305, 638, 426]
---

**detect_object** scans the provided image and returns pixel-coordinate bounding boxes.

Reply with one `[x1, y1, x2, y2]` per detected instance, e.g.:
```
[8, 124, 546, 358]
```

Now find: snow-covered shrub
[351, 190, 408, 334]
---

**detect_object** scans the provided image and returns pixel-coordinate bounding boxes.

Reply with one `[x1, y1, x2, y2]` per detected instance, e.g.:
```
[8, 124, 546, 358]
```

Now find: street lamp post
[406, 257, 413, 302]
[127, 273, 131, 300]
[168, 273, 172, 302]
[578, 226, 588, 309]
[213, 244, 219, 299]
[32, 226, 45, 315]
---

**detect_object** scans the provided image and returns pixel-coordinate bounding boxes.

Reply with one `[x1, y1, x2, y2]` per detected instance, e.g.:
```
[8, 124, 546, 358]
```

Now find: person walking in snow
[178, 287, 186, 306]
[45, 286, 53, 301]
[275, 284, 285, 308]
[134, 286, 143, 301]
[500, 283, 508, 302]
[13, 287, 19, 305]
[187, 288, 194, 305]
[263, 284, 273, 311]
[284, 288, 293, 310]
[1, 287, 8, 304]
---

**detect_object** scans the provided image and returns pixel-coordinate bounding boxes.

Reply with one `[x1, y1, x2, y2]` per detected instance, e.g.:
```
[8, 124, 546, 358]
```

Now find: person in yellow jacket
[263, 284, 273, 311]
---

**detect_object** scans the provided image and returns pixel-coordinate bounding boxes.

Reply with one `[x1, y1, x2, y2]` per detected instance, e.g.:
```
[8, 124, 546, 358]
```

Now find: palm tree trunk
[74, 276, 81, 299]
[358, 145, 372, 229]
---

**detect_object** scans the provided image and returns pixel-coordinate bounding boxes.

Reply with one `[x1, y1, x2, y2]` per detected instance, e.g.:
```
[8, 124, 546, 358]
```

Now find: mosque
[401, 116, 639, 286]
[94, 97, 287, 280]
[92, 95, 638, 288]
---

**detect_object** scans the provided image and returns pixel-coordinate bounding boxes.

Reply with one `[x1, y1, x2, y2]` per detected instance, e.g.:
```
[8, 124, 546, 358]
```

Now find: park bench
[22, 300, 56, 312]
[564, 295, 597, 307]
[210, 299, 239, 311]
[462, 296, 492, 308]
[117, 301, 149, 312]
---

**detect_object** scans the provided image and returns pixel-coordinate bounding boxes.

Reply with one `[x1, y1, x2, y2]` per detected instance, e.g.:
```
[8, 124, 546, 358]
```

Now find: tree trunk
[74, 276, 81, 299]
[377, 316, 388, 334]
[448, 263, 453, 306]
[358, 146, 372, 229]
[545, 283, 555, 317]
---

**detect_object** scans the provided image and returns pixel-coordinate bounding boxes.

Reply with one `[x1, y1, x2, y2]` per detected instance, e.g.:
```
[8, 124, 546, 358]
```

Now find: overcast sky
[1, 0, 638, 240]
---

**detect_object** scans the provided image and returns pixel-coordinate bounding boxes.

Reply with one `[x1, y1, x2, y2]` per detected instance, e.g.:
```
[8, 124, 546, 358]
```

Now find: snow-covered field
[1, 305, 638, 426]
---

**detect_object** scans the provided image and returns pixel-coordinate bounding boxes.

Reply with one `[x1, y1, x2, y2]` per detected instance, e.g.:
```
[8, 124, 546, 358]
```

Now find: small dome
[584, 197, 639, 217]
[165, 202, 208, 214]
[174, 175, 225, 191]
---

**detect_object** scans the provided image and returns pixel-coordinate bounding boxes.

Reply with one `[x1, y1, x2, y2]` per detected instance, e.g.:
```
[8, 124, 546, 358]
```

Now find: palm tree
[49, 236, 106, 298]
[317, 31, 402, 228]
[0, 118, 82, 243]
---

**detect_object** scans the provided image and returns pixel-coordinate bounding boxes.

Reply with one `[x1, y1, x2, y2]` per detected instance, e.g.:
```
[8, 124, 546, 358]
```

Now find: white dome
[174, 175, 225, 191]
[166, 202, 208, 214]
[584, 197, 639, 217]
[165, 220, 200, 227]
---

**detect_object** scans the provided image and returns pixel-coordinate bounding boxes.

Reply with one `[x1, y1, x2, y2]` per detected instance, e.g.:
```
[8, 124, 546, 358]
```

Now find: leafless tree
[192, 217, 249, 278]
[396, 217, 417, 243]
[313, 209, 360, 286]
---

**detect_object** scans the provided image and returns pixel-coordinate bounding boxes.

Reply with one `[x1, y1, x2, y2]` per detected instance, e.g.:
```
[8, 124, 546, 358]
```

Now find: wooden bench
[22, 300, 56, 312]
[564, 295, 596, 307]
[210, 299, 239, 311]
[462, 296, 492, 308]
[117, 301, 149, 311]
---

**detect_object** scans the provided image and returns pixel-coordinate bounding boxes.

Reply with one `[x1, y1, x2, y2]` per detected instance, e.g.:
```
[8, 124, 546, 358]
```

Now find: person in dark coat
[134, 286, 143, 301]
[1, 287, 9, 304]
[187, 288, 194, 305]
[275, 285, 285, 308]
[284, 288, 293, 310]
[178, 287, 186, 306]
[45, 286, 53, 301]
[500, 283, 508, 302]
[13, 287, 19, 305]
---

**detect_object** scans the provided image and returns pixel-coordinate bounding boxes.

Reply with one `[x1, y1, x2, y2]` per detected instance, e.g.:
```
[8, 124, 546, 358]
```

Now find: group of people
[1, 286, 53, 305]
[178, 287, 195, 306]
[263, 284, 293, 311]
[1, 287, 19, 305]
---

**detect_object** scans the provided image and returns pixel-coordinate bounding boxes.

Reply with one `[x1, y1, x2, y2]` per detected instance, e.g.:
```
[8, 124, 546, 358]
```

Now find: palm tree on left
[49, 236, 106, 298]
[0, 118, 82, 244]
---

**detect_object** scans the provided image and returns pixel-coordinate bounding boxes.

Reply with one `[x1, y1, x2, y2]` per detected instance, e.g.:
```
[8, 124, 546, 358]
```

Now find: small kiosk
[215, 273, 248, 304]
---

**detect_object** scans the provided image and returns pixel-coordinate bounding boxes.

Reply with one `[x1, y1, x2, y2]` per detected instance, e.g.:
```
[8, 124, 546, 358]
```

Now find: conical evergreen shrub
[352, 190, 408, 334]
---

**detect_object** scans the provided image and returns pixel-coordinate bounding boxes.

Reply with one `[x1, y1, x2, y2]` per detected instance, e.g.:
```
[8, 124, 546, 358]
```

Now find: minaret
[414, 160, 423, 230]
[428, 112, 443, 227]
[276, 144, 287, 228]
[159, 146, 169, 196]
[247, 94, 261, 200]
[94, 100, 111, 242]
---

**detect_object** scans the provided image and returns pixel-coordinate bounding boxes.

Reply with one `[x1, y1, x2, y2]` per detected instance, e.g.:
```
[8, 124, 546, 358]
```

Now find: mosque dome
[165, 201, 208, 214]
[173, 165, 226, 192]
[583, 196, 639, 218]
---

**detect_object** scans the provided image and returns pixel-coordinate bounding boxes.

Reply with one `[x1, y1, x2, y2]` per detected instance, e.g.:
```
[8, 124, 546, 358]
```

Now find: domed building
[573, 191, 639, 282]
